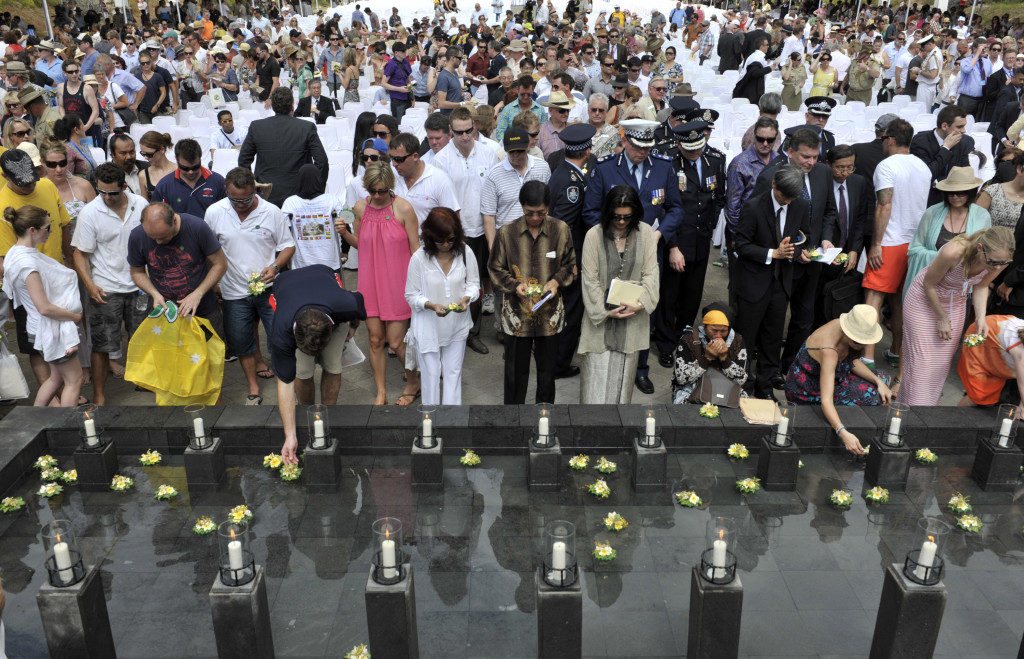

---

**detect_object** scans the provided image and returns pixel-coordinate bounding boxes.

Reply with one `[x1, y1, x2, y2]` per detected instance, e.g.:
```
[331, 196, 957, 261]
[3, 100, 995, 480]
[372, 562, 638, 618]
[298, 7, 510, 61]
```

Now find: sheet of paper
[739, 398, 781, 425]
[809, 247, 843, 264]
[606, 279, 644, 306]
[531, 291, 554, 312]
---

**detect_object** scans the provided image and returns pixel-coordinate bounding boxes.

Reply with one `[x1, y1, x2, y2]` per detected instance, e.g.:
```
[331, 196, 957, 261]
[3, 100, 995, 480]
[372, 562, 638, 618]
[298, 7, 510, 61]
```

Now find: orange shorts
[862, 244, 909, 295]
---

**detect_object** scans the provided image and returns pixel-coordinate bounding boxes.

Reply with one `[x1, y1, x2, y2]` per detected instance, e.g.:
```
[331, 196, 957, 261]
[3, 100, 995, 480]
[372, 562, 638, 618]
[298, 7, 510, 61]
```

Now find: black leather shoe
[658, 352, 674, 368]
[634, 375, 655, 394]
[555, 365, 581, 379]
[467, 336, 489, 354]
[771, 373, 787, 390]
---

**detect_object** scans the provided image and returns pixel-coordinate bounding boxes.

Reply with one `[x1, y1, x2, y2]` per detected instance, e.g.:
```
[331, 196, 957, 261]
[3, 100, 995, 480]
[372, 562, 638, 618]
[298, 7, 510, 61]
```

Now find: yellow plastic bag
[125, 308, 225, 406]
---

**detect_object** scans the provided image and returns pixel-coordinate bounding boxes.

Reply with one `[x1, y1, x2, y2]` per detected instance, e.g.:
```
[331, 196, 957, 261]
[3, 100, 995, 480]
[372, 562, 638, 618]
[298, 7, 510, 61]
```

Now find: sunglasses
[34, 223, 53, 232]
[437, 236, 457, 245]
[452, 127, 474, 135]
[97, 188, 123, 196]
[229, 193, 255, 205]
[391, 153, 413, 163]
[140, 60, 152, 65]
[184, 50, 193, 55]
[629, 68, 640, 73]
[12, 129, 32, 137]
[367, 188, 391, 195]
[590, 107, 606, 112]
[178, 163, 202, 172]
[360, 153, 381, 162]
[527, 131, 540, 138]
[44, 159, 68, 168]
[651, 86, 666, 92]
[140, 149, 158, 158]
[982, 245, 1012, 266]
[612, 213, 633, 221]
[754, 135, 776, 144]
[373, 130, 390, 138]
[66, 68, 80, 74]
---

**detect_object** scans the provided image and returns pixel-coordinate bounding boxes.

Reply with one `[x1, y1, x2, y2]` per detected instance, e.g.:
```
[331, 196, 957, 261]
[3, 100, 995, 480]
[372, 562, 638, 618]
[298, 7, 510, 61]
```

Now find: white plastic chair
[89, 147, 106, 164]
[151, 115, 176, 131]
[186, 101, 207, 117]
[211, 148, 239, 177]
[317, 124, 340, 151]
[168, 126, 192, 144]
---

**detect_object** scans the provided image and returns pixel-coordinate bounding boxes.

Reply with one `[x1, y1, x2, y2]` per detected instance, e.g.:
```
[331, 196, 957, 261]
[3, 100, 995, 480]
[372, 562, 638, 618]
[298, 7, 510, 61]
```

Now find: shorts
[295, 322, 348, 380]
[13, 305, 41, 357]
[222, 293, 274, 357]
[88, 291, 151, 353]
[26, 334, 77, 364]
[862, 244, 909, 295]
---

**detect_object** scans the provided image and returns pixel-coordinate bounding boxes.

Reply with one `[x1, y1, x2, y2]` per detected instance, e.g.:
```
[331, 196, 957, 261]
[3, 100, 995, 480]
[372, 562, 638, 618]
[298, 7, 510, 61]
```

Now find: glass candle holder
[701, 517, 737, 584]
[542, 520, 577, 588]
[371, 517, 406, 585]
[307, 404, 330, 450]
[639, 405, 662, 448]
[534, 403, 556, 447]
[774, 402, 796, 447]
[882, 402, 908, 446]
[43, 520, 85, 587]
[77, 403, 105, 450]
[185, 404, 210, 449]
[903, 517, 951, 586]
[417, 405, 437, 449]
[993, 404, 1018, 448]
[217, 520, 255, 587]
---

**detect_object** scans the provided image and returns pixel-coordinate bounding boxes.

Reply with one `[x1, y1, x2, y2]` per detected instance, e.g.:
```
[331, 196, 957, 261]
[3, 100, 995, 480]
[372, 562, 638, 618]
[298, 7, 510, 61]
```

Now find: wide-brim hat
[672, 83, 696, 98]
[611, 73, 629, 89]
[839, 304, 884, 345]
[541, 90, 576, 110]
[16, 86, 44, 106]
[673, 120, 708, 150]
[620, 118, 659, 148]
[508, 39, 526, 52]
[283, 44, 299, 58]
[83, 74, 99, 86]
[36, 40, 61, 51]
[647, 37, 663, 52]
[5, 61, 29, 75]
[935, 166, 984, 191]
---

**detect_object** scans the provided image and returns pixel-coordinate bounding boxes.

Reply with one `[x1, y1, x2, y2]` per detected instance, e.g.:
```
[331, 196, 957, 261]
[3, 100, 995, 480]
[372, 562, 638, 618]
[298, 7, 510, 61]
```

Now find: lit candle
[227, 528, 244, 572]
[313, 415, 325, 449]
[53, 533, 74, 583]
[193, 416, 206, 443]
[84, 413, 98, 447]
[645, 413, 656, 439]
[776, 412, 789, 445]
[539, 411, 549, 438]
[998, 414, 1013, 448]
[421, 415, 433, 449]
[551, 540, 566, 571]
[914, 535, 937, 580]
[382, 529, 397, 579]
[712, 528, 727, 579]
[887, 412, 901, 445]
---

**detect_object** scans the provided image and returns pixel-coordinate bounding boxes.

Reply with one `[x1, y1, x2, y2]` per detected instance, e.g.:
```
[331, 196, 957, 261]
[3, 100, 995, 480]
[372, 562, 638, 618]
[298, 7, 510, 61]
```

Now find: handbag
[0, 341, 30, 400]
[116, 106, 137, 127]
[698, 367, 741, 408]
[822, 270, 864, 321]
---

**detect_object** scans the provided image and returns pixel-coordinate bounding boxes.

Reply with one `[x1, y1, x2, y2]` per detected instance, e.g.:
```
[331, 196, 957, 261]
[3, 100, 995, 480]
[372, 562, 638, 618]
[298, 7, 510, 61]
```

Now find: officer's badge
[567, 186, 580, 204]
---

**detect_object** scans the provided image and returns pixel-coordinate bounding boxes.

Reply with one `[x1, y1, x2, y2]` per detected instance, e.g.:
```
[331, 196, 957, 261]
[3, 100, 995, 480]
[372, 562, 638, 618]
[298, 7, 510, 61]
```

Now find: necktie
[979, 60, 986, 82]
[777, 206, 785, 239]
[838, 184, 848, 249]
[631, 163, 641, 187]
[802, 182, 811, 201]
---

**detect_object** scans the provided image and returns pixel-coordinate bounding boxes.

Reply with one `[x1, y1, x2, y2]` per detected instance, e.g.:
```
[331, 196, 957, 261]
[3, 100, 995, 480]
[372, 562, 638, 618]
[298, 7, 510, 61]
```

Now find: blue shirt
[80, 50, 99, 75]
[726, 144, 780, 231]
[35, 58, 65, 88]
[958, 56, 991, 98]
[151, 167, 227, 219]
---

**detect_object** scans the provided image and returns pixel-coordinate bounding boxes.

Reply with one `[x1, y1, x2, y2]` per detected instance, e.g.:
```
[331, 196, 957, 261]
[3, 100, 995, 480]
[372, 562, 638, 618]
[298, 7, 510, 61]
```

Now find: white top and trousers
[404, 246, 481, 405]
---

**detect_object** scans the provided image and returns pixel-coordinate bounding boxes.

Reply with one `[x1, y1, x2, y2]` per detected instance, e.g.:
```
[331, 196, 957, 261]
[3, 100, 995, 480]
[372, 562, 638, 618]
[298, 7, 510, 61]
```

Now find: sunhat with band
[935, 166, 984, 192]
[840, 304, 884, 345]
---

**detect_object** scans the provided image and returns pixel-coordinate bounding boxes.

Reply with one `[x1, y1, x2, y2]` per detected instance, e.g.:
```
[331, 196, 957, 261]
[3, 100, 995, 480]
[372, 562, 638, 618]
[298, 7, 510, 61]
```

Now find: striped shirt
[487, 215, 575, 337]
[480, 156, 552, 229]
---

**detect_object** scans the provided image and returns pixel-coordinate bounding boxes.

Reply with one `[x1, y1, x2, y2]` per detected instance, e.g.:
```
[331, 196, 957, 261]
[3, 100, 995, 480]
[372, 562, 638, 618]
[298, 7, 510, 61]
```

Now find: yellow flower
[34, 455, 58, 470]
[280, 464, 302, 481]
[40, 467, 62, 482]
[699, 403, 720, 418]
[596, 457, 617, 473]
[193, 516, 216, 535]
[61, 469, 78, 484]
[727, 443, 749, 459]
[229, 505, 253, 524]
[110, 475, 134, 491]
[139, 450, 162, 465]
[603, 511, 628, 531]
[569, 454, 589, 470]
[154, 485, 178, 500]
[263, 453, 284, 469]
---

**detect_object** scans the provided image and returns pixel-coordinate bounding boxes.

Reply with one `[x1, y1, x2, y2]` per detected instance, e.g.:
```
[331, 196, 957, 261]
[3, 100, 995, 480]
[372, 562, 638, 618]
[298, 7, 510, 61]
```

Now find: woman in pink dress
[897, 227, 1015, 406]
[337, 163, 421, 406]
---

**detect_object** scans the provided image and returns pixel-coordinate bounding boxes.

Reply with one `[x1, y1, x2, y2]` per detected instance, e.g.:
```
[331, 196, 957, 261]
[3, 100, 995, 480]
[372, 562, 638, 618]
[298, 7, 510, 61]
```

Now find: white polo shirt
[71, 192, 148, 293]
[393, 162, 462, 227]
[204, 197, 295, 300]
[433, 141, 498, 238]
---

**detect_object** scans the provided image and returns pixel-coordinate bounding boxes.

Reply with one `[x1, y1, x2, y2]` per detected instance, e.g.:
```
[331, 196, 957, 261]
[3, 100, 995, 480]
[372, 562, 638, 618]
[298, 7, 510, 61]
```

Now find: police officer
[583, 118, 683, 395]
[684, 107, 723, 156]
[652, 96, 699, 156]
[550, 123, 597, 379]
[803, 95, 837, 160]
[652, 120, 728, 366]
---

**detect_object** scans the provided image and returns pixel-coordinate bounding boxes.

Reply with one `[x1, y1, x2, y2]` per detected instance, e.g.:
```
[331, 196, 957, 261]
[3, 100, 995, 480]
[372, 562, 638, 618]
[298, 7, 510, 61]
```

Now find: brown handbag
[697, 367, 742, 408]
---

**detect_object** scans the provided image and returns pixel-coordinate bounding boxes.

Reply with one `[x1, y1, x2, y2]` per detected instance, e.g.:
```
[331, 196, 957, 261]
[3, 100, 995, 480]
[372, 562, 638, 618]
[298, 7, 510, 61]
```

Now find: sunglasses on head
[44, 159, 68, 168]
[391, 153, 413, 163]
[360, 153, 381, 162]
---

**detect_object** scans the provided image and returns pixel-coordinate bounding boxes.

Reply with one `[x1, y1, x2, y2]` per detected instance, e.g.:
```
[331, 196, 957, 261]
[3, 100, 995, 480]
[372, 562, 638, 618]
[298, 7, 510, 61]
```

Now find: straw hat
[935, 166, 984, 192]
[839, 305, 883, 345]
[540, 90, 576, 109]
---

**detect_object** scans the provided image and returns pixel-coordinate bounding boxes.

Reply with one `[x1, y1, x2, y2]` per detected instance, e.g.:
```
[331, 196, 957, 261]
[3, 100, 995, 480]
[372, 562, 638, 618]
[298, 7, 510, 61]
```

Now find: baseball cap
[1, 149, 40, 187]
[503, 126, 529, 152]
[875, 113, 899, 131]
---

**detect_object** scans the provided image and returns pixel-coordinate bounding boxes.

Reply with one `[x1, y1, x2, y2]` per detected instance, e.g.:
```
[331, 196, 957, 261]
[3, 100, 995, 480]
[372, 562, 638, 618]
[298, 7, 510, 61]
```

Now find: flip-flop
[246, 394, 263, 406]
[110, 364, 125, 379]
[395, 391, 420, 406]
[256, 368, 274, 379]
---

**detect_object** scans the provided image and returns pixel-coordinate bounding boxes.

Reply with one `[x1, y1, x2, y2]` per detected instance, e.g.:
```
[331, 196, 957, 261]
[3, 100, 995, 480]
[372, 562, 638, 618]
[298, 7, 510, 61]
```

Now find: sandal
[110, 363, 125, 379]
[395, 391, 420, 406]
[246, 394, 263, 406]
[256, 368, 274, 379]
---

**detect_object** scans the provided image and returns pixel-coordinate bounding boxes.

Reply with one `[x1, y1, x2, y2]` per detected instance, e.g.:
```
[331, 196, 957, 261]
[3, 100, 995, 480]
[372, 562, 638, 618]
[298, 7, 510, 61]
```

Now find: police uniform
[652, 96, 699, 156]
[550, 124, 597, 376]
[684, 107, 725, 159]
[652, 121, 728, 361]
[804, 96, 837, 160]
[582, 119, 684, 391]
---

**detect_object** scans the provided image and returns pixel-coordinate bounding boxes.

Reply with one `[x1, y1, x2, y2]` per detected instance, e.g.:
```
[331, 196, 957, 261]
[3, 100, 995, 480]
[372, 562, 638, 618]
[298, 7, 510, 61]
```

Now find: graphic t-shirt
[281, 193, 346, 270]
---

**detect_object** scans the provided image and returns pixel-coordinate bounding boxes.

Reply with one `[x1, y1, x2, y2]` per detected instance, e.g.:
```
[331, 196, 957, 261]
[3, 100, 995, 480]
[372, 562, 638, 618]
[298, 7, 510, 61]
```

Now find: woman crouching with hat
[671, 302, 749, 405]
[785, 304, 892, 455]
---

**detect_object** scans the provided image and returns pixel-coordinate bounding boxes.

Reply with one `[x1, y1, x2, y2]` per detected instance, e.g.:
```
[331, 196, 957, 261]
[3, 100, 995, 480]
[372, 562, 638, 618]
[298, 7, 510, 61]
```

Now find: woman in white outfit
[404, 207, 480, 405]
[2, 205, 84, 407]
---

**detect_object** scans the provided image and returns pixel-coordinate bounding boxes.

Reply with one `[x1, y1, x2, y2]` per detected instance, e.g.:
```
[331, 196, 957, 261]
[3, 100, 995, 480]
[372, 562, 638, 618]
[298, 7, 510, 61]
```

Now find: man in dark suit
[239, 87, 329, 208]
[751, 126, 838, 384]
[742, 16, 769, 61]
[731, 164, 810, 399]
[988, 67, 1024, 154]
[717, 21, 743, 72]
[817, 144, 871, 325]
[982, 52, 1017, 123]
[653, 120, 727, 365]
[294, 78, 339, 124]
[909, 104, 974, 207]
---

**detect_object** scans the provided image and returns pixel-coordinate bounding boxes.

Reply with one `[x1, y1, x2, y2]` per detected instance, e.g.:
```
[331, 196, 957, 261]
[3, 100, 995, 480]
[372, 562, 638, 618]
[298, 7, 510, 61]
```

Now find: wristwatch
[272, 263, 280, 273]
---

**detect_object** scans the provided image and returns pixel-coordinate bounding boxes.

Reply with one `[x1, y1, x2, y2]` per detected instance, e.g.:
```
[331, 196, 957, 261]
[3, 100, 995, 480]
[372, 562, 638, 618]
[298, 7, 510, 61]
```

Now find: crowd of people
[2, 0, 1024, 460]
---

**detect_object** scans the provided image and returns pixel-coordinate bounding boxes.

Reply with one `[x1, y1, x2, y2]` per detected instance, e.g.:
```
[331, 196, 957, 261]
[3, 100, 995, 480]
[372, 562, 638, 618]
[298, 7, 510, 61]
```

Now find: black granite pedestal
[365, 563, 419, 659]
[184, 437, 226, 492]
[37, 564, 116, 658]
[209, 564, 274, 659]
[631, 435, 667, 492]
[687, 566, 742, 658]
[869, 563, 946, 658]
[535, 566, 582, 658]
[74, 440, 118, 492]
[528, 435, 560, 491]
[411, 437, 442, 490]
[971, 436, 1023, 492]
[304, 438, 342, 492]
[865, 434, 910, 491]
[755, 434, 800, 491]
